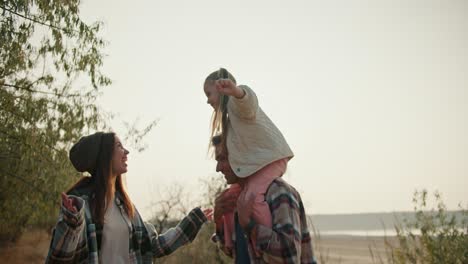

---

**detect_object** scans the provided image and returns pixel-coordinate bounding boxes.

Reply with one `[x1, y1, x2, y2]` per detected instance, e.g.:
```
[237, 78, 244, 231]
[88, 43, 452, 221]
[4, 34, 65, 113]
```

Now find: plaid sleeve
[250, 183, 311, 264]
[229, 85, 259, 120]
[148, 207, 207, 258]
[46, 196, 88, 263]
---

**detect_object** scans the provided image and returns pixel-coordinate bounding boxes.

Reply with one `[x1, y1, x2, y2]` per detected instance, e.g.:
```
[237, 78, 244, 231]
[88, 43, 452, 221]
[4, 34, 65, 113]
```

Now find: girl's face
[111, 135, 129, 176]
[204, 82, 220, 110]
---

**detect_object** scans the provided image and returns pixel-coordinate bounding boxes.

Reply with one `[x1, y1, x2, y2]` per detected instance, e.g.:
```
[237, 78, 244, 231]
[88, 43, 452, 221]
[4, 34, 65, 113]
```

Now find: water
[317, 228, 466, 237]
[317, 229, 416, 237]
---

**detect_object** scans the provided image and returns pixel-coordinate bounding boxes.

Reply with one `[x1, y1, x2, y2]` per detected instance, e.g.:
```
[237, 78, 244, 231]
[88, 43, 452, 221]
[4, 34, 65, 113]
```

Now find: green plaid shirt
[214, 178, 317, 264]
[46, 188, 207, 264]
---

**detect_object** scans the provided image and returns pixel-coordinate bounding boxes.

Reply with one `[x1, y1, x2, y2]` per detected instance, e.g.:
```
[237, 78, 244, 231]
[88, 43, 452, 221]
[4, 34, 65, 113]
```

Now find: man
[211, 135, 317, 264]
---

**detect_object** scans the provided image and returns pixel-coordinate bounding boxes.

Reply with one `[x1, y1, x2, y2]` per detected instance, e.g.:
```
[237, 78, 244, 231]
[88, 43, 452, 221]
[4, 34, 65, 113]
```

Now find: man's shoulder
[267, 177, 297, 193]
[266, 178, 302, 205]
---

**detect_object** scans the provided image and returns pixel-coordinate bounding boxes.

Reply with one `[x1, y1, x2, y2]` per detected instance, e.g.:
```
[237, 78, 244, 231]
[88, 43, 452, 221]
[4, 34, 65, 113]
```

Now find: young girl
[46, 132, 212, 264]
[203, 68, 294, 180]
[203, 68, 304, 262]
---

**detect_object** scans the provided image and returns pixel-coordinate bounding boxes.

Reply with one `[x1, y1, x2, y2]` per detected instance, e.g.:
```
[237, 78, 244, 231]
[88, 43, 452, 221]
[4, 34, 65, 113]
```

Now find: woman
[46, 132, 212, 263]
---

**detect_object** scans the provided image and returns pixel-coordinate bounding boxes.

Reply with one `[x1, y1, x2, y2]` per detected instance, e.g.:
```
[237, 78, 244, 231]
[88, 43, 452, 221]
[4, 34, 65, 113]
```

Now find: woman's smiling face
[111, 135, 129, 176]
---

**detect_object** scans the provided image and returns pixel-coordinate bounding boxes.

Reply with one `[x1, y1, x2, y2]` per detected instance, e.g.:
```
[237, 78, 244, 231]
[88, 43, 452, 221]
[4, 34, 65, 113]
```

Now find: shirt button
[237, 168, 241, 172]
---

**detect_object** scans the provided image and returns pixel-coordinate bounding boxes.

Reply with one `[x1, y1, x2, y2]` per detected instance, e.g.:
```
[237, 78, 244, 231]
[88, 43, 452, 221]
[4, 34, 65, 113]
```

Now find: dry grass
[0, 229, 50, 264]
[0, 227, 396, 264]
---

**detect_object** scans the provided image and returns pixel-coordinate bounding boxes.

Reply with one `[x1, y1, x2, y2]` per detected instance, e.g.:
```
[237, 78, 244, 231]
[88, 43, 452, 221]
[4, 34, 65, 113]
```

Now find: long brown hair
[204, 68, 236, 153]
[67, 132, 135, 224]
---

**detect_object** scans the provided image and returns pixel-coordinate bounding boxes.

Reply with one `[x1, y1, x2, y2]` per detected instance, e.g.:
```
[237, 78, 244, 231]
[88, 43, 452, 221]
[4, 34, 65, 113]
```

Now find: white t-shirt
[100, 199, 131, 263]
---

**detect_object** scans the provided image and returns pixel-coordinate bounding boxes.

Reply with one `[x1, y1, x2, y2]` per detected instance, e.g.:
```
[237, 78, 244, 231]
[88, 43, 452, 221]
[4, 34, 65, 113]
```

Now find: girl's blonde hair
[204, 68, 236, 154]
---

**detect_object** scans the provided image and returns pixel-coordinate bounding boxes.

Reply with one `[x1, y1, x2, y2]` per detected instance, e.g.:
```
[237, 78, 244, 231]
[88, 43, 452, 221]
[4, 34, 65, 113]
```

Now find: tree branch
[0, 168, 56, 200]
[0, 5, 77, 34]
[2, 82, 82, 98]
[0, 113, 66, 155]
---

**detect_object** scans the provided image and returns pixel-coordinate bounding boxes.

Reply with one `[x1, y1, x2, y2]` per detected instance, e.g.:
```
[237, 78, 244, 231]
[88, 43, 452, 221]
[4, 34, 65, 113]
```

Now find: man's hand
[214, 188, 239, 223]
[237, 192, 256, 227]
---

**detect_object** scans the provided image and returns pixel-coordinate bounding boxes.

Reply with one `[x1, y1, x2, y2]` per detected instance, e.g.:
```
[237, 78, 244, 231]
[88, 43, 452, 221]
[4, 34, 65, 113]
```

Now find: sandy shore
[315, 235, 395, 264]
[0, 230, 396, 264]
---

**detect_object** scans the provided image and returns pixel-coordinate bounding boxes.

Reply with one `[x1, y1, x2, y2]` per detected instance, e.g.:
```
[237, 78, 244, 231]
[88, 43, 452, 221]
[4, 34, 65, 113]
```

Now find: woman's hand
[61, 192, 78, 213]
[215, 79, 245, 99]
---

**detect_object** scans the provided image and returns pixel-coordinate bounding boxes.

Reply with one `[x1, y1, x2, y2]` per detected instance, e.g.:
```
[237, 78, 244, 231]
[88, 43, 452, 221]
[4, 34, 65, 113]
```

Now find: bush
[384, 190, 468, 264]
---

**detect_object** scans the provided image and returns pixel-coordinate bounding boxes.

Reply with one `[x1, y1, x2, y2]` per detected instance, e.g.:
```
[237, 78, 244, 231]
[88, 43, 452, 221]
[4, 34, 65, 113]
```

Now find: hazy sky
[79, 0, 467, 218]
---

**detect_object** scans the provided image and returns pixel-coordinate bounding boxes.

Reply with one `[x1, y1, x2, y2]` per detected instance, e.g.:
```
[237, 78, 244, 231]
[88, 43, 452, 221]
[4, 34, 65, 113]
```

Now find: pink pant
[217, 158, 288, 256]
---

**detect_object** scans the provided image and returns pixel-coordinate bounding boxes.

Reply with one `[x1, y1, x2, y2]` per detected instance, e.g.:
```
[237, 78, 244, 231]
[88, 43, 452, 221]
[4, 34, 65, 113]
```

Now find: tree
[148, 184, 192, 234]
[147, 175, 227, 233]
[199, 173, 227, 208]
[0, 0, 110, 242]
[148, 178, 230, 264]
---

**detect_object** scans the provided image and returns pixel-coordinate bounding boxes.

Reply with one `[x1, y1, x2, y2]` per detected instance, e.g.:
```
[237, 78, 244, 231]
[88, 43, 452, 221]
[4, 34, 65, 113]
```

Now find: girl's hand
[215, 79, 245, 99]
[61, 192, 78, 213]
[203, 208, 214, 221]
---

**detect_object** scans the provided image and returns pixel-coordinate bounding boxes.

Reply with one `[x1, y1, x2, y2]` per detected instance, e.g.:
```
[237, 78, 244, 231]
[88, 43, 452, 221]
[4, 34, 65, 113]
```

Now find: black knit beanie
[69, 132, 104, 174]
